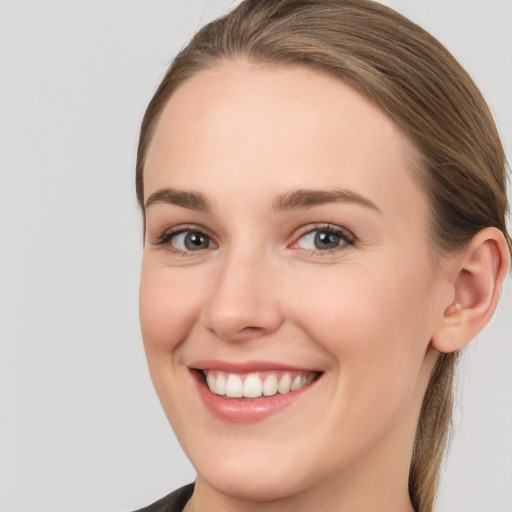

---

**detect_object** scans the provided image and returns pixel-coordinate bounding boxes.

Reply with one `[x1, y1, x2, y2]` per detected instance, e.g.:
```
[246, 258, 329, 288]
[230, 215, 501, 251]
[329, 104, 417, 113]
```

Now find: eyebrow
[145, 188, 209, 211]
[272, 188, 382, 213]
[144, 186, 381, 214]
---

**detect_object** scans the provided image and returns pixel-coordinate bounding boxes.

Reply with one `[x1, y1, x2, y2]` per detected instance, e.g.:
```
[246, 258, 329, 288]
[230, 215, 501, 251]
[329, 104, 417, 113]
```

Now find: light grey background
[0, 1, 510, 511]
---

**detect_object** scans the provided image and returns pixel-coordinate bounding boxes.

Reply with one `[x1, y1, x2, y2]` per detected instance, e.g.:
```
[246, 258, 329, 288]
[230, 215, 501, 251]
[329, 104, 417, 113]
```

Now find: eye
[152, 226, 215, 255]
[170, 231, 213, 252]
[293, 225, 355, 252]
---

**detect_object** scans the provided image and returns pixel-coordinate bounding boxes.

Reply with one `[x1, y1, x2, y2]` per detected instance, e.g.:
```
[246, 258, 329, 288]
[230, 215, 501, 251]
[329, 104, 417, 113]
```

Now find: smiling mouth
[200, 370, 320, 399]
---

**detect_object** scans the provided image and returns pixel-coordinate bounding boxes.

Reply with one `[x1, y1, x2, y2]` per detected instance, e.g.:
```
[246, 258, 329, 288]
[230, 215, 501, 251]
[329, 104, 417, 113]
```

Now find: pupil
[185, 232, 208, 250]
[315, 231, 340, 249]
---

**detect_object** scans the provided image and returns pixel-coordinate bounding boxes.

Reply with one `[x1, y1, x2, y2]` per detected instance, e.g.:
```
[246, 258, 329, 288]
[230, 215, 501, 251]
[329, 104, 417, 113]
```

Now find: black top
[133, 483, 195, 512]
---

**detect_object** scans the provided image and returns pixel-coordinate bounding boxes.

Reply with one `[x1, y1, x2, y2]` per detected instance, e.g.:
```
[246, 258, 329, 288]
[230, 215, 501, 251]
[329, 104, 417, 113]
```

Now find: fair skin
[139, 61, 509, 512]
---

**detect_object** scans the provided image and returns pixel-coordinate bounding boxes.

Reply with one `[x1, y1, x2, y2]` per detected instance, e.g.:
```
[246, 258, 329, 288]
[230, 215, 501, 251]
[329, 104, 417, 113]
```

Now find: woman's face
[140, 61, 451, 505]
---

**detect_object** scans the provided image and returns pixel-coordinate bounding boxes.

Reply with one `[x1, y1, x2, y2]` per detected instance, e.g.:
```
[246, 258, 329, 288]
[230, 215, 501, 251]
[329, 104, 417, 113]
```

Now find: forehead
[143, 60, 426, 218]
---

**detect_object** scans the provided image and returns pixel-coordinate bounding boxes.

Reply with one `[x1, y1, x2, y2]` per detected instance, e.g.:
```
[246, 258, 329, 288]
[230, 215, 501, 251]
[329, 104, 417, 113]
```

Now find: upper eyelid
[290, 223, 356, 243]
[151, 224, 216, 246]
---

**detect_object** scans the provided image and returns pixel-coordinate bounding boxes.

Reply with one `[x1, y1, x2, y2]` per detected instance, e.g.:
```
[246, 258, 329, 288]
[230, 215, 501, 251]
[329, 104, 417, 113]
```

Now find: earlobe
[432, 227, 510, 353]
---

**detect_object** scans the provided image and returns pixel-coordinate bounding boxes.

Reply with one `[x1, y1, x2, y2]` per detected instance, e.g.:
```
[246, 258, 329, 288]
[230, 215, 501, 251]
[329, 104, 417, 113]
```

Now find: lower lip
[191, 370, 319, 423]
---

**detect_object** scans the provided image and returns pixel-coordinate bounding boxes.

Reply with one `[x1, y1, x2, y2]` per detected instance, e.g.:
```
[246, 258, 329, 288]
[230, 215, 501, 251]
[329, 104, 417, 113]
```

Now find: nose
[200, 248, 284, 342]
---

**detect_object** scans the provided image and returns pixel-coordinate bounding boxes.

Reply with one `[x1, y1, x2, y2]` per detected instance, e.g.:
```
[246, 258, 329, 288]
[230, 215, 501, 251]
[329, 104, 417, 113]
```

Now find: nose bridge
[201, 240, 282, 341]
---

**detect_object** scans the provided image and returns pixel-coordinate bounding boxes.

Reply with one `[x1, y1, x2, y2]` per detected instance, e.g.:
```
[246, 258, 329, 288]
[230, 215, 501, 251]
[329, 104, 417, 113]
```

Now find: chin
[197, 458, 313, 503]
[183, 431, 330, 504]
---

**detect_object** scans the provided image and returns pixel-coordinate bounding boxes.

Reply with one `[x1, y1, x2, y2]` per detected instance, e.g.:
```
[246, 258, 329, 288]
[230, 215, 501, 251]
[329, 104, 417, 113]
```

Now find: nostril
[240, 326, 263, 333]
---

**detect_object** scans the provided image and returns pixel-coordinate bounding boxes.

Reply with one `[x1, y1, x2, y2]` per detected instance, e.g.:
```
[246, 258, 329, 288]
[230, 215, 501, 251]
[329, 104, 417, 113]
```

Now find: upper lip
[189, 359, 320, 374]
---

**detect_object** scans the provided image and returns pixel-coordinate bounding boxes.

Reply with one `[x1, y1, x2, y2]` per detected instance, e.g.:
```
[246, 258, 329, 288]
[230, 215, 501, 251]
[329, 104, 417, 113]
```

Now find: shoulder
[132, 483, 195, 512]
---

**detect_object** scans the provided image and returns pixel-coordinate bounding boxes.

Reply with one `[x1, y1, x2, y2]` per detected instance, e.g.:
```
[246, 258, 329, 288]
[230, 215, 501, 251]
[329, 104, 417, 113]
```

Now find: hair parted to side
[136, 1, 511, 511]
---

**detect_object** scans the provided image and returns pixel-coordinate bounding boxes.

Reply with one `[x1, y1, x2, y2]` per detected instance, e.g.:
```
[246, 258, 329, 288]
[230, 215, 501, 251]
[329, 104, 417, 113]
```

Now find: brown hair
[136, 1, 511, 510]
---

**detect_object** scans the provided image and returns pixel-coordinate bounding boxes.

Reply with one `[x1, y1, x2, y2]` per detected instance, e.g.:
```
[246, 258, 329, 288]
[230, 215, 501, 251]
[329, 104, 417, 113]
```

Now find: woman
[135, 1, 510, 511]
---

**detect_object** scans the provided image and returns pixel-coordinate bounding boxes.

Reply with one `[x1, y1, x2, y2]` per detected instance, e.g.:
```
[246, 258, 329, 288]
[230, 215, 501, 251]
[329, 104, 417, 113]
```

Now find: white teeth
[262, 374, 278, 396]
[290, 375, 303, 391]
[278, 373, 292, 394]
[243, 373, 263, 398]
[215, 373, 226, 395]
[206, 372, 215, 392]
[204, 370, 316, 398]
[225, 374, 243, 397]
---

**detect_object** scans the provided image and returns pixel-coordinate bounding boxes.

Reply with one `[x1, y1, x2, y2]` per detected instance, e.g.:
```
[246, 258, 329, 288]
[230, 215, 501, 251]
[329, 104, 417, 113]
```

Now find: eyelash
[152, 224, 216, 257]
[152, 223, 356, 256]
[291, 223, 356, 254]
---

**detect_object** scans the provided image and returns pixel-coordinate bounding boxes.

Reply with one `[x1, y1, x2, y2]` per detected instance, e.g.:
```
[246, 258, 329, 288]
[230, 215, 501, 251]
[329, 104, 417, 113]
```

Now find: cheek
[139, 260, 203, 352]
[139, 260, 208, 427]
[288, 260, 439, 385]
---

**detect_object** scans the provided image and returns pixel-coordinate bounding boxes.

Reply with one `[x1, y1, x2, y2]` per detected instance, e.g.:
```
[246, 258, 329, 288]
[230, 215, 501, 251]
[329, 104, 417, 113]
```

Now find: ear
[432, 227, 510, 353]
